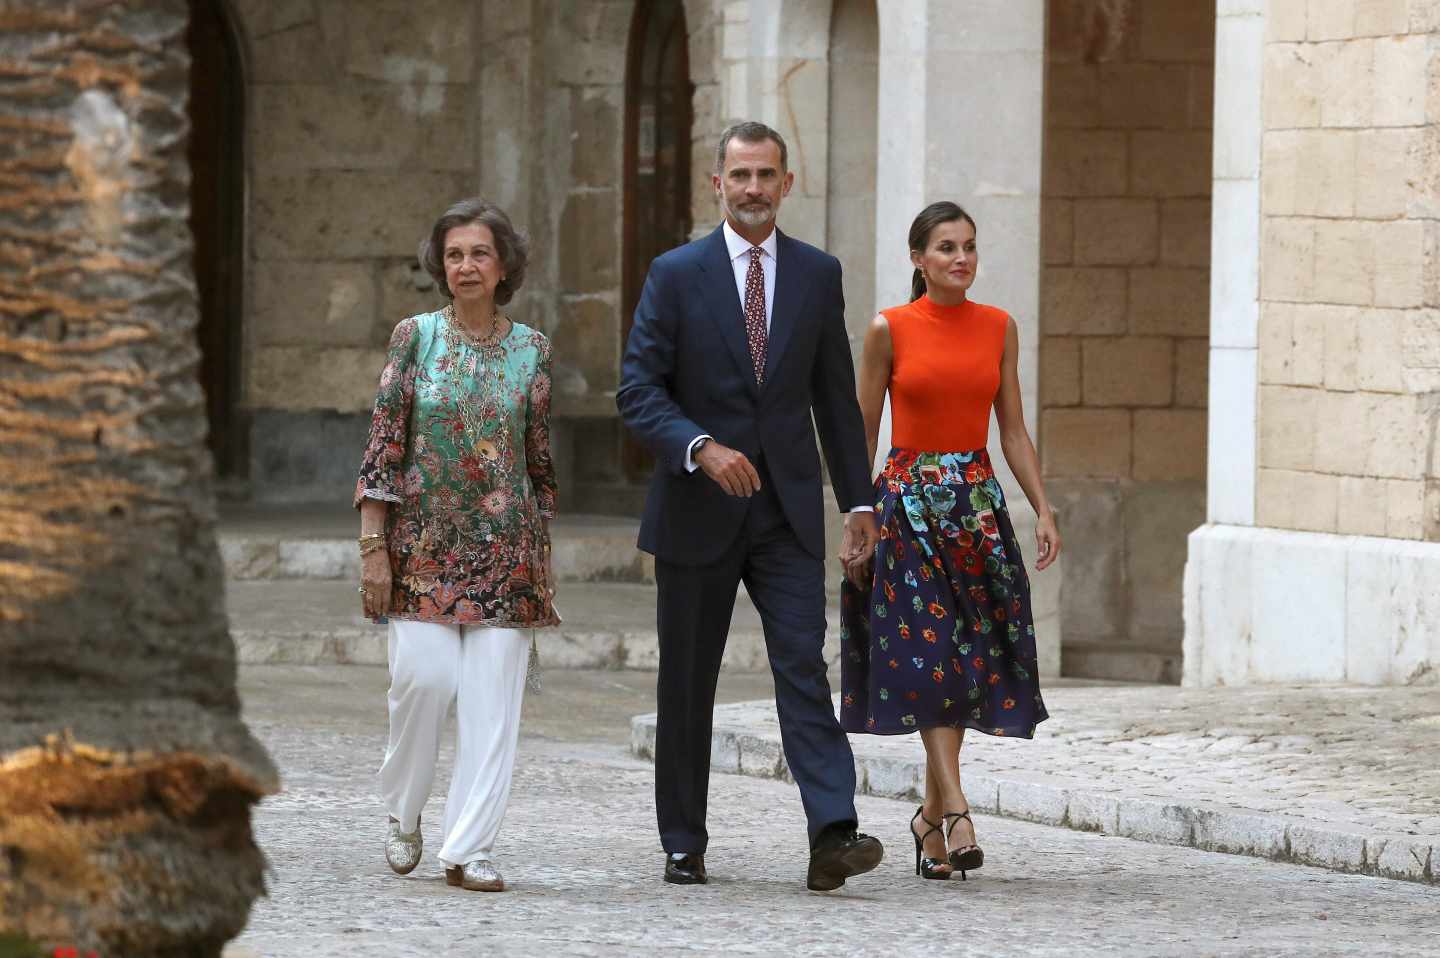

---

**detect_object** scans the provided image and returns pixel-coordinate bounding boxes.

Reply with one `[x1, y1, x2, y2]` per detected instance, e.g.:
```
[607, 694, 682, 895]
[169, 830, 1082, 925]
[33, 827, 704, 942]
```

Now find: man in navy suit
[617, 121, 884, 890]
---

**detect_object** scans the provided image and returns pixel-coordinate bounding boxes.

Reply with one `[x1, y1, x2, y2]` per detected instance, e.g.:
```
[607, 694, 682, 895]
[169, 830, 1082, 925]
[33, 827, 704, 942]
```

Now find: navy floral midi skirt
[840, 448, 1049, 738]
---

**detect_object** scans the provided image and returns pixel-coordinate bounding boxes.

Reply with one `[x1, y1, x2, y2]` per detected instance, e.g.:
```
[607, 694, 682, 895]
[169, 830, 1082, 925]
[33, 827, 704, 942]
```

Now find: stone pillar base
[1183, 524, 1440, 687]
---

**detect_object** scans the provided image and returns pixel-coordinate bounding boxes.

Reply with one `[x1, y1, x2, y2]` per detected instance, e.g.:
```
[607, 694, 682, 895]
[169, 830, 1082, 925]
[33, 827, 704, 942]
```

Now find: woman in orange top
[840, 201, 1061, 881]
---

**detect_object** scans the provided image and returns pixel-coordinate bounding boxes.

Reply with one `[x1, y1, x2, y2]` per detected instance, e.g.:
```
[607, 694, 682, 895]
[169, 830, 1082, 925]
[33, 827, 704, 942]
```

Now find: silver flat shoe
[385, 816, 422, 875]
[445, 859, 504, 892]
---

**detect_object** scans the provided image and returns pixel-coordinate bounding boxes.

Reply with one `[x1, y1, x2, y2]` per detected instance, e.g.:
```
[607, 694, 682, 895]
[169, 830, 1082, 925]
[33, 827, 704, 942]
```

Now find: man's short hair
[715, 121, 788, 174]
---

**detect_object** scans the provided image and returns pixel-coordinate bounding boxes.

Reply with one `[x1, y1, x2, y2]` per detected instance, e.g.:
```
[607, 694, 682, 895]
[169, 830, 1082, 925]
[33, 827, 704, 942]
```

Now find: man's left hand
[839, 511, 879, 590]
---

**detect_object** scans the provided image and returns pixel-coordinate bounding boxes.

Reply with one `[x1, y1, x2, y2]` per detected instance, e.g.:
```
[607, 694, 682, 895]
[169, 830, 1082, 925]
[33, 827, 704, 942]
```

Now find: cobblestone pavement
[635, 685, 1440, 884]
[227, 666, 1438, 957]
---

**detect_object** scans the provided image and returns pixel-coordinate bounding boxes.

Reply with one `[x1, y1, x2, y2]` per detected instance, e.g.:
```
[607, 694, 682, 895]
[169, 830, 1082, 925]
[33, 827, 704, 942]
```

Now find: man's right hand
[695, 440, 762, 497]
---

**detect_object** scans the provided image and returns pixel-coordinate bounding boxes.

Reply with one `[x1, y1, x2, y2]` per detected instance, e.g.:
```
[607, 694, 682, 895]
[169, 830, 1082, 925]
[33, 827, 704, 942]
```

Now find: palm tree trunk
[0, 2, 277, 954]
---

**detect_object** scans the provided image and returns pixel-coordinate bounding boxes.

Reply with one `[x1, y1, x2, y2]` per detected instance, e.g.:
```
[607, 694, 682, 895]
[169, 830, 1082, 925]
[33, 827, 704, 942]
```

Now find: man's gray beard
[726, 200, 775, 228]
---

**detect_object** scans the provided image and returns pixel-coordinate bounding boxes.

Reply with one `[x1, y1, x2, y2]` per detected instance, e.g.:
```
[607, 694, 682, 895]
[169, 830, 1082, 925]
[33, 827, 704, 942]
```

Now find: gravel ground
[226, 666, 1440, 957]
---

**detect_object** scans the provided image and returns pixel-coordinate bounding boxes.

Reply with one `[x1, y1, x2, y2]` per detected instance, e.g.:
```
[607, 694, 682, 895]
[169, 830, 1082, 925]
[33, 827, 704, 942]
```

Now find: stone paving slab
[630, 685, 1440, 885]
[226, 665, 1440, 957]
[228, 579, 841, 670]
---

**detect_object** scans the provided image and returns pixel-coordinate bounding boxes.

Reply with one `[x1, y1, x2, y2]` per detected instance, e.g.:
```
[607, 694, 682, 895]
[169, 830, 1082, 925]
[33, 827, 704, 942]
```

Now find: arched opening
[187, 0, 246, 479]
[622, 0, 693, 479]
[826, 0, 879, 337]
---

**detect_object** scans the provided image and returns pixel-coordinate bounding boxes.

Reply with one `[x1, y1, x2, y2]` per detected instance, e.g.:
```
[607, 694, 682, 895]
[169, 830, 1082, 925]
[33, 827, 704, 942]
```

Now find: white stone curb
[627, 712, 1436, 886]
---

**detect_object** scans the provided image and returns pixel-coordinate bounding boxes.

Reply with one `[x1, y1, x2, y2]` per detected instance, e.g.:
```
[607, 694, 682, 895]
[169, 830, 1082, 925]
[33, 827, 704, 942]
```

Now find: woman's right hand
[843, 552, 874, 592]
[361, 549, 392, 619]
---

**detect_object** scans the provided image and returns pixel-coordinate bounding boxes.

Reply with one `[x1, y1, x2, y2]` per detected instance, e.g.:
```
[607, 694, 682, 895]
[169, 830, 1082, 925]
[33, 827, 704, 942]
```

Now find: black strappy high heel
[909, 807, 952, 880]
[943, 810, 985, 880]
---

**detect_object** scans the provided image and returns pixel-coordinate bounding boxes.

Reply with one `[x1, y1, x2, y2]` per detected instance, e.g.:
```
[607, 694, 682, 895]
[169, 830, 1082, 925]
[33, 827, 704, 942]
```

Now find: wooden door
[622, 0, 693, 479]
[187, 0, 246, 478]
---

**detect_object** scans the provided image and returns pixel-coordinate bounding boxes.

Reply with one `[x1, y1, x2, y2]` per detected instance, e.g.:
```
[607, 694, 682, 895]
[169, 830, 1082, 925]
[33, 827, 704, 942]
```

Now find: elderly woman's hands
[361, 543, 392, 619]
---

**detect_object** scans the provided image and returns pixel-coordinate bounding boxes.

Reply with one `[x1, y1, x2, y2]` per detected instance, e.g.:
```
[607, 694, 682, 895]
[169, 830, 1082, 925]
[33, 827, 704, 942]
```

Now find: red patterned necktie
[743, 246, 768, 384]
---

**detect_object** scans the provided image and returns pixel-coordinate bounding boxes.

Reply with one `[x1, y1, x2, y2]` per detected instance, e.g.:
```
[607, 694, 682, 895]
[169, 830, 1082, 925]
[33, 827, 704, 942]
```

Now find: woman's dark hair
[418, 198, 529, 305]
[908, 201, 978, 301]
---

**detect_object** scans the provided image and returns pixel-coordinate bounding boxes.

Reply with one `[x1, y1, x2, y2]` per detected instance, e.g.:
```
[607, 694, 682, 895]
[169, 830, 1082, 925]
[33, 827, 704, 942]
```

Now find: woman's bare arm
[993, 316, 1061, 570]
[856, 313, 892, 472]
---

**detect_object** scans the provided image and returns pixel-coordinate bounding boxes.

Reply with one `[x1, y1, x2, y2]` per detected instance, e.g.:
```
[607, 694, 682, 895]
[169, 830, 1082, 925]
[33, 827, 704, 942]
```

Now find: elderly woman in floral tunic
[355, 198, 557, 893]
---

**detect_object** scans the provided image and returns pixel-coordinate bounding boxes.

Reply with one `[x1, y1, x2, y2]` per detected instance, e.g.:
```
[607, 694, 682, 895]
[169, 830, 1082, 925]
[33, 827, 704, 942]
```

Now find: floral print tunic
[354, 308, 559, 627]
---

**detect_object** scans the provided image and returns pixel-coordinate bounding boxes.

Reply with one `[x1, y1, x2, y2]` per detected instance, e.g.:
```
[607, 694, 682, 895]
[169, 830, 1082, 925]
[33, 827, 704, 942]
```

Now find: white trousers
[379, 620, 529, 866]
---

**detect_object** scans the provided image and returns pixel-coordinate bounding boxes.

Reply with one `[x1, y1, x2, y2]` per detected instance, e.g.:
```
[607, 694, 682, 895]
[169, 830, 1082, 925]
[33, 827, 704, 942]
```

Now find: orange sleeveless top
[884, 295, 1009, 451]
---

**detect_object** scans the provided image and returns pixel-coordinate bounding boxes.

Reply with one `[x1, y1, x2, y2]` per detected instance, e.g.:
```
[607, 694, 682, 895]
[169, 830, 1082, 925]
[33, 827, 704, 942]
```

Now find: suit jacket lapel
[762, 229, 808, 386]
[697, 225, 760, 398]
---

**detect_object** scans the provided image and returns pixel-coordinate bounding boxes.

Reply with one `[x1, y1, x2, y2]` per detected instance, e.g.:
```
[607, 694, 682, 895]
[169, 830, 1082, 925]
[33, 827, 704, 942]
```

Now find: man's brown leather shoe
[664, 852, 707, 885]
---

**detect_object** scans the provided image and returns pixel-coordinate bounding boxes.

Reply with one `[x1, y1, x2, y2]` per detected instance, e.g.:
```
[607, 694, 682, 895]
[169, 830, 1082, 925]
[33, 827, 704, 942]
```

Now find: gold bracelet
[360, 540, 387, 555]
[358, 532, 386, 543]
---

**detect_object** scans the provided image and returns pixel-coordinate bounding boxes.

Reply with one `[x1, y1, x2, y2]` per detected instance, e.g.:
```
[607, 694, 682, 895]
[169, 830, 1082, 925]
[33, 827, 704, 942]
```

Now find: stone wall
[1039, 0, 1215, 675]
[1255, 0, 1440, 539]
[228, 0, 650, 503]
[1184, 0, 1440, 687]
[527, 0, 632, 503]
[230, 0, 478, 499]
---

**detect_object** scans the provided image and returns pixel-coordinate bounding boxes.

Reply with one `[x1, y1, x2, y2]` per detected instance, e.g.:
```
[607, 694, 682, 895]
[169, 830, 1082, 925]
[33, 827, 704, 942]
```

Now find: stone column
[875, 0, 1059, 677]
[740, 0, 833, 245]
[827, 0, 880, 339]
[1184, 0, 1440, 686]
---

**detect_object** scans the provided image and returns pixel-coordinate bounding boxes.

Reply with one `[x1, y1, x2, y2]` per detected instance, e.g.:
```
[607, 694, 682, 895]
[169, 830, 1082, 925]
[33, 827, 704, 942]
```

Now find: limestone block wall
[1184, 0, 1440, 687]
[1255, 0, 1440, 540]
[228, 0, 650, 502]
[229, 0, 480, 498]
[533, 0, 629, 406]
[1039, 0, 1215, 669]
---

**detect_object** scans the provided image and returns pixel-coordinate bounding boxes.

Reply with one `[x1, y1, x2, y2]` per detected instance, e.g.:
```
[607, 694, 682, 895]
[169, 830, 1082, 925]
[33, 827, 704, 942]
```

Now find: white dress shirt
[684, 221, 872, 513]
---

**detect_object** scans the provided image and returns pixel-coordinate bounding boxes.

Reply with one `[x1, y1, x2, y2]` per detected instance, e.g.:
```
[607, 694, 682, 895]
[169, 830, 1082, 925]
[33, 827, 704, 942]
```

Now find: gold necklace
[445, 303, 508, 348]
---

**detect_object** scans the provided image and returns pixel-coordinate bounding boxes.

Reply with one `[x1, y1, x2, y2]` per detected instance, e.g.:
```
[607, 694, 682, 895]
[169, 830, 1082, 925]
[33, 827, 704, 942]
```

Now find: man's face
[713, 137, 793, 231]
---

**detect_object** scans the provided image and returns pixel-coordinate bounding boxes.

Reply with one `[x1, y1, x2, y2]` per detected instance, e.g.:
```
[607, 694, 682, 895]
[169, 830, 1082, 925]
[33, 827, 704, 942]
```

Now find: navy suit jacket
[616, 224, 872, 566]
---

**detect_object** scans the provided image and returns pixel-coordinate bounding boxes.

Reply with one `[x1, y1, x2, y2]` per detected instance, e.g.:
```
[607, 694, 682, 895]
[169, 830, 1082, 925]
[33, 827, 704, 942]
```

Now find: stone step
[227, 579, 842, 672]
[218, 503, 862, 593]
[219, 504, 654, 584]
[1062, 640, 1182, 684]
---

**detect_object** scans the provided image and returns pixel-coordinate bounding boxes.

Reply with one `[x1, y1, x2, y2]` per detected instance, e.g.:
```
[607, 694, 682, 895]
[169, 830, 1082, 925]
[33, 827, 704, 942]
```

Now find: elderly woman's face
[443, 222, 504, 306]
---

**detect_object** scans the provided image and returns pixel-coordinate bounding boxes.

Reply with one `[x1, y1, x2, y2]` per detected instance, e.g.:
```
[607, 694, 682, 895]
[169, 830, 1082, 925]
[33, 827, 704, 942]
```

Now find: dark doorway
[187, 0, 246, 479]
[622, 0, 693, 479]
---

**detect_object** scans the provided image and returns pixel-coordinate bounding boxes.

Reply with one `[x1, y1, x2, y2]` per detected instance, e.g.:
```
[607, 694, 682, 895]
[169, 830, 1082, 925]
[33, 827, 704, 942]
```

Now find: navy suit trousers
[653, 465, 858, 854]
